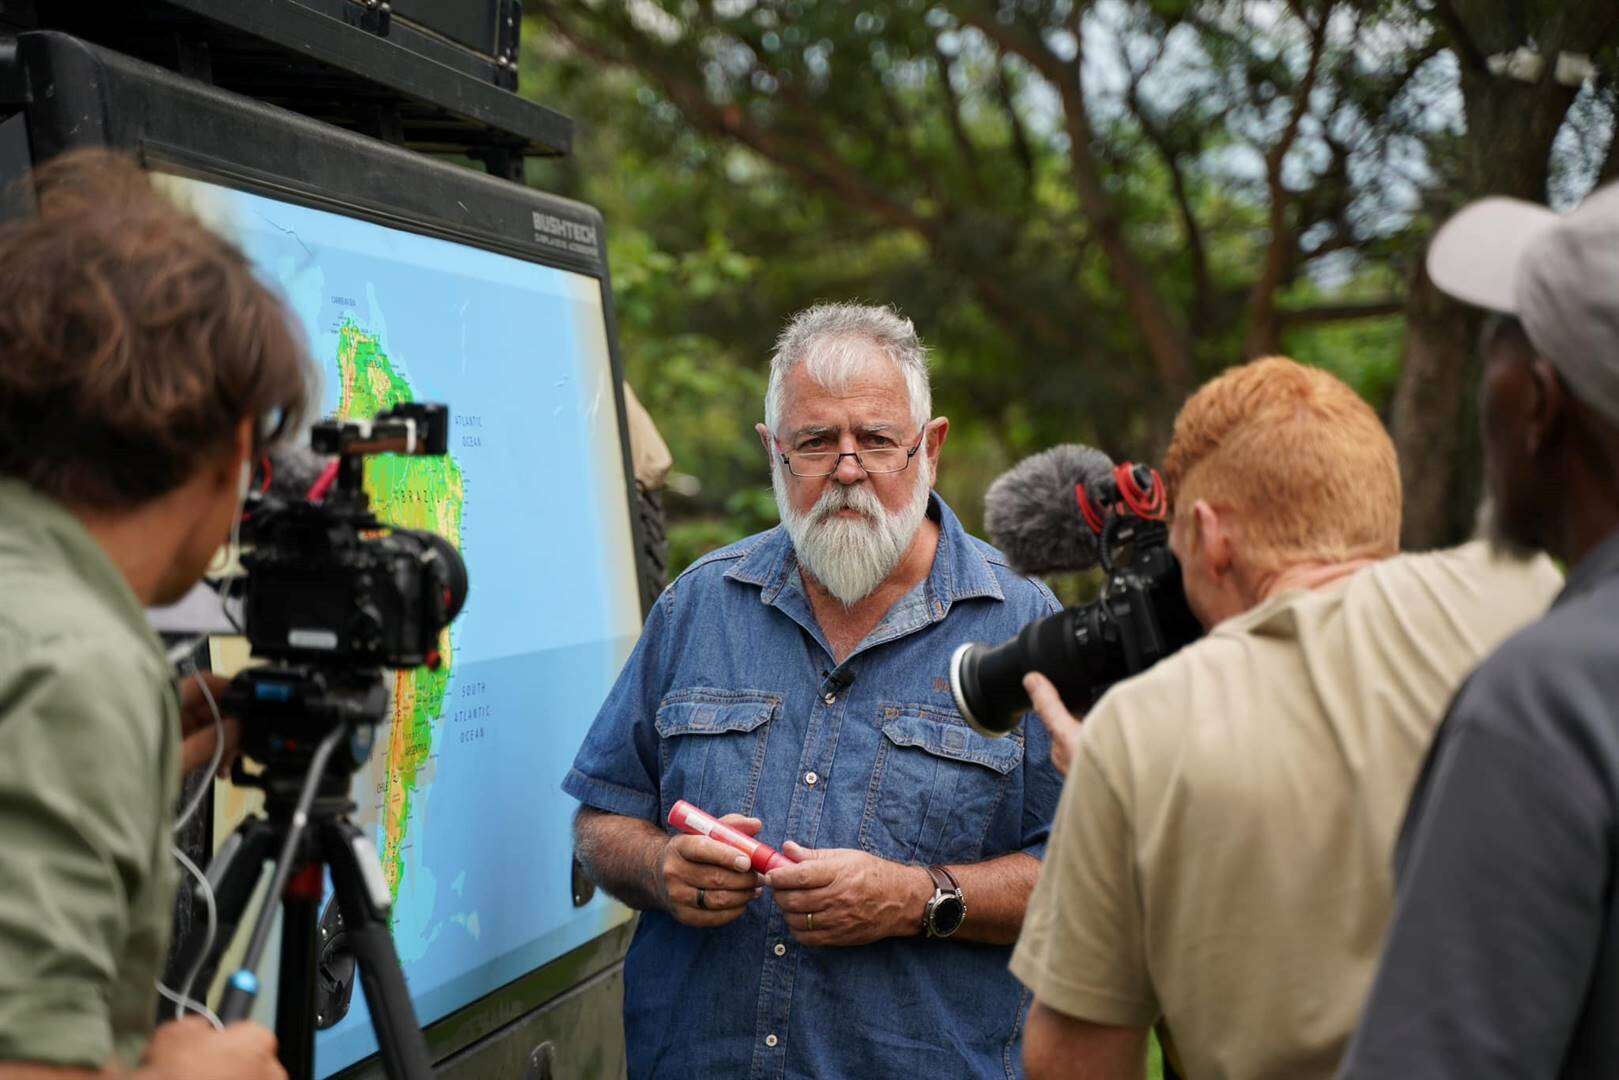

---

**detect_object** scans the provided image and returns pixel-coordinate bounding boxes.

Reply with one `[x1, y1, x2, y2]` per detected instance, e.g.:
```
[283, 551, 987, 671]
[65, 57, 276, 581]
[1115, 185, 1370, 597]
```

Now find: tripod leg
[174, 818, 281, 1008]
[275, 862, 323, 1078]
[321, 819, 433, 1080]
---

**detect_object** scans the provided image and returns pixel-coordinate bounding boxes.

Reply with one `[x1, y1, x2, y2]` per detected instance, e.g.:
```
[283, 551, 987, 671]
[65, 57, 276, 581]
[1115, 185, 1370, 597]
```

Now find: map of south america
[334, 316, 466, 905]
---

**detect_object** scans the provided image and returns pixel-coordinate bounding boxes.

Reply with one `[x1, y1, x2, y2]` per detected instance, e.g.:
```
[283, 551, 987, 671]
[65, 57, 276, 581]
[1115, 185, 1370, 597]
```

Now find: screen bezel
[160, 163, 642, 1077]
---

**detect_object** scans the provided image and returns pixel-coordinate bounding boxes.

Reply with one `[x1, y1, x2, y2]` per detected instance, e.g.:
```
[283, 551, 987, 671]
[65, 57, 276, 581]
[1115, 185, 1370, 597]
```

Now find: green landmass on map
[335, 316, 466, 906]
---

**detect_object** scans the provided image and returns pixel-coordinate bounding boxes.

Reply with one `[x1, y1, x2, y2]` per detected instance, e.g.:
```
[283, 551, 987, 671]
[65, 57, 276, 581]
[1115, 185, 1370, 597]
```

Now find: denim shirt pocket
[859, 704, 1024, 866]
[654, 687, 780, 824]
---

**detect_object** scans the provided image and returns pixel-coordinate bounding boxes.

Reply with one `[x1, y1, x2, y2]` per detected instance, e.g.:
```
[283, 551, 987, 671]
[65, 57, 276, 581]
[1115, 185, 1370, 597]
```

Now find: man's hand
[655, 814, 764, 928]
[1025, 671, 1082, 776]
[137, 1017, 287, 1080]
[177, 673, 241, 777]
[766, 842, 930, 947]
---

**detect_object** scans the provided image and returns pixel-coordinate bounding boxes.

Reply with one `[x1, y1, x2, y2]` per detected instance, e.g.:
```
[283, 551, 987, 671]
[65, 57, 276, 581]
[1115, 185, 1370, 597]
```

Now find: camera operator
[1009, 357, 1562, 1080]
[0, 151, 310, 1078]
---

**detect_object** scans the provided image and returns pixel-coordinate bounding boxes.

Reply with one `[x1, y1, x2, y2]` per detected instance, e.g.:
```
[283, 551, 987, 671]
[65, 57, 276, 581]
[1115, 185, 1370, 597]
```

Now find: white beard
[774, 457, 933, 606]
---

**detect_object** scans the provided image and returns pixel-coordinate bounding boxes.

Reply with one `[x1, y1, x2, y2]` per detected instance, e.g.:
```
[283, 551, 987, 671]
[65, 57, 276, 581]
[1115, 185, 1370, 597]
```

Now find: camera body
[242, 509, 463, 669]
[238, 402, 468, 672]
[950, 464, 1202, 736]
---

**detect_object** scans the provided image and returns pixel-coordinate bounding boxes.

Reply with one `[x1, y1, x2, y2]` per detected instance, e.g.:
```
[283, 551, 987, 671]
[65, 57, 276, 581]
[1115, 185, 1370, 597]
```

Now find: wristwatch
[922, 864, 966, 938]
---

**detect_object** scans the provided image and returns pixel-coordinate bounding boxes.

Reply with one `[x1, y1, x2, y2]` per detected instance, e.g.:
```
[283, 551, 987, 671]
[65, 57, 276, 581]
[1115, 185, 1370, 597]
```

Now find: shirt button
[774, 942, 787, 956]
[804, 771, 819, 786]
[766, 1034, 779, 1048]
[823, 692, 836, 705]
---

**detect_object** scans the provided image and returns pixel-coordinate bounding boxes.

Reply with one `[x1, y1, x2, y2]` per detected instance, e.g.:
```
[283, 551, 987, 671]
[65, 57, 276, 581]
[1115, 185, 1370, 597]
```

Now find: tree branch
[1386, 39, 1445, 107]
[1120, 43, 1212, 331]
[994, 53, 1037, 197]
[1277, 299, 1403, 325]
[538, 5, 934, 237]
[1431, 0, 1488, 73]
[933, 40, 988, 200]
[873, 72, 946, 207]
[956, 4, 1193, 396]
[1242, 4, 1332, 357]
[537, 6, 1086, 352]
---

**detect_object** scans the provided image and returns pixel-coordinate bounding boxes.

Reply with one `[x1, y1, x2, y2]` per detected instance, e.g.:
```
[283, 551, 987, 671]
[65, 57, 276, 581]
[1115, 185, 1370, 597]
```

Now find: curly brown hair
[0, 149, 312, 509]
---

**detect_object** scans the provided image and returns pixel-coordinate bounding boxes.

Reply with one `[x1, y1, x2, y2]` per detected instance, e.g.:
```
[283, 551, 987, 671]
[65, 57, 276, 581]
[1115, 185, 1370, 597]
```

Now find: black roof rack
[10, 0, 570, 165]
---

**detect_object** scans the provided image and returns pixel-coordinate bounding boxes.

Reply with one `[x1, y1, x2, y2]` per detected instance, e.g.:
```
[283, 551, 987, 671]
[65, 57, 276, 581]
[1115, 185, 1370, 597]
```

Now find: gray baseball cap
[1427, 181, 1619, 428]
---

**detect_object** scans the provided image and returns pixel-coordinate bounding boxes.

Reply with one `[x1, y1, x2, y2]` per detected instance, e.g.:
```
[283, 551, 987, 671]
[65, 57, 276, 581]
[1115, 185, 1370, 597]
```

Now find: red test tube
[668, 800, 797, 873]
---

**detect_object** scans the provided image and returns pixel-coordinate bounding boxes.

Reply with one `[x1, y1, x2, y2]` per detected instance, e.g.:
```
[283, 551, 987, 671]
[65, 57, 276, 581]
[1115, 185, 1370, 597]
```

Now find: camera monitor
[167, 174, 644, 1076]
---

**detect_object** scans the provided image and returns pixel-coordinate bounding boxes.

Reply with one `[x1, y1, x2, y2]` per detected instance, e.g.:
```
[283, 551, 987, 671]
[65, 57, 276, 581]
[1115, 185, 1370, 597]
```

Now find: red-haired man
[1013, 357, 1561, 1080]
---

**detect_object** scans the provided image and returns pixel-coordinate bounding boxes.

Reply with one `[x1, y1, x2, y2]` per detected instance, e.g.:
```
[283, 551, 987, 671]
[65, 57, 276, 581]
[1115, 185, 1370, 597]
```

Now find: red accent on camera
[1075, 482, 1106, 535]
[1115, 463, 1168, 521]
[1077, 462, 1169, 535]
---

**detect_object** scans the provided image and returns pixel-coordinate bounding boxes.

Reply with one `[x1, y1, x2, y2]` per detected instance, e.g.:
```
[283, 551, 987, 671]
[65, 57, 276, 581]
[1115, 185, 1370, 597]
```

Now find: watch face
[931, 895, 966, 937]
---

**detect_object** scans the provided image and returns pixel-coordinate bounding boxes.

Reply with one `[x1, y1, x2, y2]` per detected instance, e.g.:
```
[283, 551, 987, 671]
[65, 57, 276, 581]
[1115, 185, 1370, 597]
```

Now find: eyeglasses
[777, 428, 928, 478]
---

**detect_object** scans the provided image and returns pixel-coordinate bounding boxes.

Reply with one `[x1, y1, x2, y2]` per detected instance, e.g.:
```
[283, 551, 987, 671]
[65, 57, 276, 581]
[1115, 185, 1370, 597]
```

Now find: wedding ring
[807, 911, 814, 931]
[696, 888, 708, 910]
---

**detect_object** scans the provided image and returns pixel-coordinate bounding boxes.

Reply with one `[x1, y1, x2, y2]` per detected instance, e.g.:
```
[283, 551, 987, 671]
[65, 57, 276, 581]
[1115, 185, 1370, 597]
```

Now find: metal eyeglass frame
[777, 426, 929, 478]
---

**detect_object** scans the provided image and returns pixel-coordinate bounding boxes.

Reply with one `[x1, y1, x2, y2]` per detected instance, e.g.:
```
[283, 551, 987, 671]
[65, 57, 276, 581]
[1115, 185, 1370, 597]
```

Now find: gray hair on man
[763, 302, 932, 435]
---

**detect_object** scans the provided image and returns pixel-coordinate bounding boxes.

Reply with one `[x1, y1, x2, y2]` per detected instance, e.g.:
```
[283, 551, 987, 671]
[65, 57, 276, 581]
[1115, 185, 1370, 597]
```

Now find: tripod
[185, 667, 434, 1080]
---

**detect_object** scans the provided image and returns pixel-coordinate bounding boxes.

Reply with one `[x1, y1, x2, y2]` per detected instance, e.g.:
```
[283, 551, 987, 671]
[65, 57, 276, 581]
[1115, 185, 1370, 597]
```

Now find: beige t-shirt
[1010, 542, 1564, 1080]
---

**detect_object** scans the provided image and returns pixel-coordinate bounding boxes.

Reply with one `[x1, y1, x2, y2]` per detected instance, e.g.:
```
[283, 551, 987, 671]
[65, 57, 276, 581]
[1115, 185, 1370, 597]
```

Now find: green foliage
[519, 0, 1615, 570]
[1280, 264, 1408, 413]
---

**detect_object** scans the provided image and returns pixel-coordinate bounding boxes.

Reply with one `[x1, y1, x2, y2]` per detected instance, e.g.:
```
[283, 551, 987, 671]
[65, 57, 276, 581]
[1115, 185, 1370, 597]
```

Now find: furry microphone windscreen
[261, 443, 329, 502]
[982, 443, 1115, 576]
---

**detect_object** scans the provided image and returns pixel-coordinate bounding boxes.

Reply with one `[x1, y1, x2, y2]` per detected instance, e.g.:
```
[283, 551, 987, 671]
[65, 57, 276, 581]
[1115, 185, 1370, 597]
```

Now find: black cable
[1097, 512, 1122, 625]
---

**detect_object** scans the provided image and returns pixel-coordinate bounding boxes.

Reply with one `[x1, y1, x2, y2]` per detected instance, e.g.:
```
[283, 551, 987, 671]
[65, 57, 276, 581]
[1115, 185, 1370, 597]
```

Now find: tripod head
[221, 665, 389, 805]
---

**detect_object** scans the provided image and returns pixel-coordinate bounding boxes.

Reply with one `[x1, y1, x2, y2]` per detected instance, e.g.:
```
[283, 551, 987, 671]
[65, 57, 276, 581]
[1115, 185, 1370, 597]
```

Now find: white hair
[763, 302, 932, 436]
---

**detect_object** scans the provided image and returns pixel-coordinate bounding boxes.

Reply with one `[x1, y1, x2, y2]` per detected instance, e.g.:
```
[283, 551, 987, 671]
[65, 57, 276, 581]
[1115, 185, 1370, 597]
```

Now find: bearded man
[564, 303, 1063, 1078]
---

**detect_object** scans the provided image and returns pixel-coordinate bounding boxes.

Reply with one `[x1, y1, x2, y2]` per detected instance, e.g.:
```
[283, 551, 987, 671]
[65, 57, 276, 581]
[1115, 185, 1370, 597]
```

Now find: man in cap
[1339, 184, 1619, 1077]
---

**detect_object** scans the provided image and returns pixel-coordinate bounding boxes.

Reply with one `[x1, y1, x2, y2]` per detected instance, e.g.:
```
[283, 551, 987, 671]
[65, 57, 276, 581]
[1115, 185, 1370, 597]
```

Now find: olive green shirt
[0, 479, 180, 1069]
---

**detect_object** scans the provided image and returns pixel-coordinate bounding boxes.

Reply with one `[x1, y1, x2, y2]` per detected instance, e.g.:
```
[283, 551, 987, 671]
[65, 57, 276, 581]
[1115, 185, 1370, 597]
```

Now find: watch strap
[923, 864, 964, 938]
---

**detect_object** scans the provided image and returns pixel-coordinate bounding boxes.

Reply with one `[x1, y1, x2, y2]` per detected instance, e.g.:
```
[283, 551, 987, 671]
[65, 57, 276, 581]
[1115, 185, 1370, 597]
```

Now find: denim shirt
[564, 495, 1063, 1080]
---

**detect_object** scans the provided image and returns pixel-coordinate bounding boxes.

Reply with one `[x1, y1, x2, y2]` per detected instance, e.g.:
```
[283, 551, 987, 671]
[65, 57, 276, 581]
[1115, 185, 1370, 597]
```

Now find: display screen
[166, 175, 643, 1076]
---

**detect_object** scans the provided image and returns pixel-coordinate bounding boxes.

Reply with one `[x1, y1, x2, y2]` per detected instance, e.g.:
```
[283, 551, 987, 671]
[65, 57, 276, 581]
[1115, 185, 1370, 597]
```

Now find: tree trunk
[1389, 33, 1583, 549]
[1388, 262, 1479, 550]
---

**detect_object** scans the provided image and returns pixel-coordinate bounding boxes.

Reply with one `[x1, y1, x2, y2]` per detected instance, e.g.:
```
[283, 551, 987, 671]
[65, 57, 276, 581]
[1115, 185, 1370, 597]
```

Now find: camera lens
[419, 531, 468, 623]
[951, 640, 1029, 737]
[950, 603, 1134, 738]
[951, 608, 1098, 737]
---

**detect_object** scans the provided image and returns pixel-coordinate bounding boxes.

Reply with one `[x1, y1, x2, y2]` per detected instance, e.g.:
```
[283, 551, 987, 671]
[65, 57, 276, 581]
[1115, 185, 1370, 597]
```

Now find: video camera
[949, 448, 1203, 737]
[224, 402, 469, 770]
[238, 402, 468, 670]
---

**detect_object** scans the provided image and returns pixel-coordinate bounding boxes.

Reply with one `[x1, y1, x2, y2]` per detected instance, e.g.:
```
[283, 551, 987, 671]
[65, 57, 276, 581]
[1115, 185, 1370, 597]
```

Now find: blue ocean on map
[319, 645, 633, 1072]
